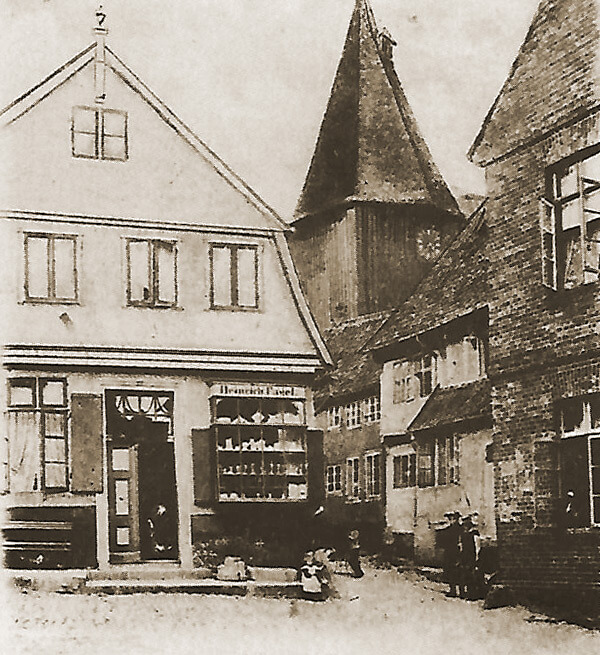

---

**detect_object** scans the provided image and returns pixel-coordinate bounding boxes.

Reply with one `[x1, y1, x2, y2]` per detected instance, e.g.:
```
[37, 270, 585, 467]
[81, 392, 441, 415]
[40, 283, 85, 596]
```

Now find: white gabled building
[0, 14, 330, 571]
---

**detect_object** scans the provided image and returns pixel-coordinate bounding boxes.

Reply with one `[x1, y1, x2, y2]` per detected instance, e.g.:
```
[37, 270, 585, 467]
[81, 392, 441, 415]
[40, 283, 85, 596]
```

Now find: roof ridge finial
[95, 5, 107, 34]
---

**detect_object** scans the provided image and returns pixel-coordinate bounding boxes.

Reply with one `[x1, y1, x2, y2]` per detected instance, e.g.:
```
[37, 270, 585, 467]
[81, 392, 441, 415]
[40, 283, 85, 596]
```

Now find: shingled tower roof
[294, 0, 460, 221]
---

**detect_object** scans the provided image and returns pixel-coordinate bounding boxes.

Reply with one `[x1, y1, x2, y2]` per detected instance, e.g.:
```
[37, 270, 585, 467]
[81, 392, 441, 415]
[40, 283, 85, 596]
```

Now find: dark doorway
[137, 421, 178, 560]
[105, 391, 178, 563]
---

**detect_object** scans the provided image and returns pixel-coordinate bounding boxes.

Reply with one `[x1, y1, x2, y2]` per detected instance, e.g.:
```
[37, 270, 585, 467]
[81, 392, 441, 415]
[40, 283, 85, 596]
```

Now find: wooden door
[108, 443, 141, 563]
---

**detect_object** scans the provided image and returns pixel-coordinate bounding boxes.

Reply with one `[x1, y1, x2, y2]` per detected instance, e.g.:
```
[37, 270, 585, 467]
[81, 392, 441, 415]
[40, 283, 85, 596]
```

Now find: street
[4, 566, 598, 655]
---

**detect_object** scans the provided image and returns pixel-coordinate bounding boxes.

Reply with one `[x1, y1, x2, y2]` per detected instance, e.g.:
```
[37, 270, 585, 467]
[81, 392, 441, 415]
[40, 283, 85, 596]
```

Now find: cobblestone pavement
[3, 567, 599, 655]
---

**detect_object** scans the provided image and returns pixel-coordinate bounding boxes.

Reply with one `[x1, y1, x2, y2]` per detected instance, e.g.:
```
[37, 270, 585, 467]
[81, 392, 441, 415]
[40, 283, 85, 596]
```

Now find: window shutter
[70, 394, 103, 493]
[191, 428, 216, 505]
[307, 429, 324, 506]
[579, 169, 600, 285]
[540, 197, 558, 290]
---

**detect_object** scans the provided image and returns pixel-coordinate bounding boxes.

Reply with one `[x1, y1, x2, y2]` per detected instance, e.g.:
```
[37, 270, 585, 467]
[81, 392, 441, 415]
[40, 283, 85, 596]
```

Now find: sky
[0, 0, 541, 219]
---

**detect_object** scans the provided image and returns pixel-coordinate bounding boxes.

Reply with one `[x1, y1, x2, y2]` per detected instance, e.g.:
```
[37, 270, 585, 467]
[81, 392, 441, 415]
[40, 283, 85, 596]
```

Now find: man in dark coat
[439, 512, 461, 597]
[459, 514, 484, 599]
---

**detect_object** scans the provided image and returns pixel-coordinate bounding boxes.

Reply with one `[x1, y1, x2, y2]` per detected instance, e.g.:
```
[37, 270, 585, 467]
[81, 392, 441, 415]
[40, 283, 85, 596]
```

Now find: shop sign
[209, 383, 305, 399]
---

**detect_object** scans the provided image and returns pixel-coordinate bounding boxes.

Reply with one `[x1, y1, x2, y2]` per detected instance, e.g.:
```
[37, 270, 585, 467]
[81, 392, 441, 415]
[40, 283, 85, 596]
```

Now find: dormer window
[72, 106, 127, 161]
[393, 354, 438, 404]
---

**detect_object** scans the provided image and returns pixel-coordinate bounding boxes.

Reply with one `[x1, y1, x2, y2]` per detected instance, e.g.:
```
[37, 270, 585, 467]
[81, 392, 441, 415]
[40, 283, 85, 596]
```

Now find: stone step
[83, 578, 301, 597]
[86, 565, 212, 581]
[86, 565, 297, 582]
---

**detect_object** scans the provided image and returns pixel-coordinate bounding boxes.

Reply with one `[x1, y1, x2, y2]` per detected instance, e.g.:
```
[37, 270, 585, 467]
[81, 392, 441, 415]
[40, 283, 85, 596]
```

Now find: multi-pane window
[393, 355, 437, 403]
[416, 355, 437, 397]
[210, 244, 258, 309]
[326, 464, 342, 494]
[345, 401, 361, 429]
[365, 452, 381, 497]
[541, 147, 600, 289]
[418, 435, 459, 488]
[212, 396, 307, 502]
[327, 406, 341, 430]
[7, 378, 68, 492]
[72, 106, 128, 161]
[559, 394, 600, 527]
[24, 234, 77, 302]
[393, 453, 416, 488]
[346, 457, 360, 499]
[394, 361, 416, 403]
[127, 239, 177, 307]
[363, 396, 381, 423]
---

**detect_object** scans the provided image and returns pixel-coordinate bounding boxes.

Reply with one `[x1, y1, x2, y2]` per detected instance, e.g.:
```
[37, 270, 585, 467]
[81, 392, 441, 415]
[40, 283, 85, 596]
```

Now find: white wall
[386, 428, 495, 564]
[0, 220, 316, 356]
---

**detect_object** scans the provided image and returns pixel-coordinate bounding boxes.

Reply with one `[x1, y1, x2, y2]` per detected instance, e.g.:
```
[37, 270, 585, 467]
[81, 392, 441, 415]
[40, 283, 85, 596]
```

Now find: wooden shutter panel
[306, 428, 324, 506]
[191, 428, 215, 505]
[540, 197, 558, 290]
[70, 394, 103, 493]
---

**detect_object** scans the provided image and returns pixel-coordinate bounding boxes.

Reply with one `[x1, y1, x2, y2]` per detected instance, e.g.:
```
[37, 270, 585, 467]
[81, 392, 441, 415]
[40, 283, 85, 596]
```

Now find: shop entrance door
[105, 391, 178, 564]
[108, 443, 141, 563]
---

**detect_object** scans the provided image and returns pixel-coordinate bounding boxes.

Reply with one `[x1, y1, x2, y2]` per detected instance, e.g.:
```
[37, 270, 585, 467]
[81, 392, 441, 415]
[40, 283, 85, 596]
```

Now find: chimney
[379, 27, 397, 61]
[94, 5, 108, 103]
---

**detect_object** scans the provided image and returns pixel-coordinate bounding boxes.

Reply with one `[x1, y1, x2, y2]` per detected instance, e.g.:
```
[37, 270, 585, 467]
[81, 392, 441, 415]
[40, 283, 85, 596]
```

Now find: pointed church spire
[294, 0, 459, 221]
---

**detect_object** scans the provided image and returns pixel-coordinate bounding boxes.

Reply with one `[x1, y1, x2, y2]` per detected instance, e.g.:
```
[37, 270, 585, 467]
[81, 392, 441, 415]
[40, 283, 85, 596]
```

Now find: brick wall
[485, 41, 600, 603]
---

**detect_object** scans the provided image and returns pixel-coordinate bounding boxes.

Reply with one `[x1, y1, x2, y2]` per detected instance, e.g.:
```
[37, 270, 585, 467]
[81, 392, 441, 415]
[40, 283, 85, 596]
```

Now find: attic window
[72, 106, 127, 161]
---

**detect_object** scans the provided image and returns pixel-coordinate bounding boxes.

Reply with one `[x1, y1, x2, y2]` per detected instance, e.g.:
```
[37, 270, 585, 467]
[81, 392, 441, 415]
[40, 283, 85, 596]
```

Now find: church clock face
[416, 227, 441, 261]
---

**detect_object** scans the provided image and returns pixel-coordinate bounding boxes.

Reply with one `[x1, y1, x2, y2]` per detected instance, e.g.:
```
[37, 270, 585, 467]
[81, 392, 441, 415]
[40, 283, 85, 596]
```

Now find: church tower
[289, 0, 463, 330]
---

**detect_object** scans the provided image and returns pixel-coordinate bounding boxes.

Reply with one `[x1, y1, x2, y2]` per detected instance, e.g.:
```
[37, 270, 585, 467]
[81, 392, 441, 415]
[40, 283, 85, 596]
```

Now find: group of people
[439, 511, 486, 600]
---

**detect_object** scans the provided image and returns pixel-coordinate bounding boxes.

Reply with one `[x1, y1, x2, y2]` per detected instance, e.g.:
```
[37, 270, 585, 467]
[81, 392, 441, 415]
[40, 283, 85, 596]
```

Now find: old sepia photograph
[0, 1, 599, 652]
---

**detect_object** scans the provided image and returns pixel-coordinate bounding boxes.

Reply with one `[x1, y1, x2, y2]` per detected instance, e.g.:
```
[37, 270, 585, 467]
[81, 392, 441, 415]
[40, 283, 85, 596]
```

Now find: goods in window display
[212, 394, 309, 502]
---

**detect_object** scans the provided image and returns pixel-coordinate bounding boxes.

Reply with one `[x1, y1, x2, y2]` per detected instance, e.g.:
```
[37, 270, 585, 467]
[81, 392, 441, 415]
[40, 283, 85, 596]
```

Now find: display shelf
[214, 416, 308, 502]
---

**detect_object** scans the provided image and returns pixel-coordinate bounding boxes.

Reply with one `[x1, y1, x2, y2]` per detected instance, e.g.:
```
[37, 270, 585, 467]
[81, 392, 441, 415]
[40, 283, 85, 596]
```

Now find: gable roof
[368, 201, 488, 354]
[469, 0, 600, 166]
[0, 43, 288, 232]
[0, 36, 332, 370]
[313, 311, 389, 409]
[294, 0, 459, 221]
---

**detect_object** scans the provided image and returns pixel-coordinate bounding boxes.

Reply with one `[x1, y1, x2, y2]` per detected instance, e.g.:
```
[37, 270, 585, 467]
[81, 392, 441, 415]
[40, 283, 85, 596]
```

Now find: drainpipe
[411, 435, 418, 558]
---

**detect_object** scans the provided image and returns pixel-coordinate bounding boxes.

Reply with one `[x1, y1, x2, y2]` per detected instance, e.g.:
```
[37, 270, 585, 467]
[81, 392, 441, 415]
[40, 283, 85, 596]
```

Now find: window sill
[126, 303, 181, 311]
[22, 298, 79, 306]
[73, 153, 128, 163]
[209, 305, 260, 313]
